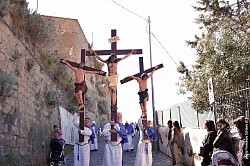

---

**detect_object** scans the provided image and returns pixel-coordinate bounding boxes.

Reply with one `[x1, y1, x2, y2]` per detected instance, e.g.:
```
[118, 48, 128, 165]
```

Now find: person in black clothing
[167, 120, 175, 164]
[234, 116, 250, 166]
[167, 120, 173, 142]
[213, 119, 233, 154]
[201, 120, 217, 166]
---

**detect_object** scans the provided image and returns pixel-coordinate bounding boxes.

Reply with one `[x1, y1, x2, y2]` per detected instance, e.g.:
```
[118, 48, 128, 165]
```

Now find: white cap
[92, 121, 96, 124]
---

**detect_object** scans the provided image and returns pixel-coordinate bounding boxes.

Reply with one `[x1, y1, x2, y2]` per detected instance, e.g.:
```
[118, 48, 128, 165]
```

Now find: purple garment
[125, 124, 134, 135]
[118, 122, 128, 144]
[91, 125, 100, 134]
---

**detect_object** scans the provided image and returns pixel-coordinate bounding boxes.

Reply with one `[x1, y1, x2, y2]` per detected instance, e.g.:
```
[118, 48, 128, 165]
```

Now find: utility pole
[148, 16, 158, 150]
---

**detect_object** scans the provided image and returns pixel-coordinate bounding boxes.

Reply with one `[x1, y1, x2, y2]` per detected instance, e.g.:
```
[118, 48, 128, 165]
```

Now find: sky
[27, 0, 200, 123]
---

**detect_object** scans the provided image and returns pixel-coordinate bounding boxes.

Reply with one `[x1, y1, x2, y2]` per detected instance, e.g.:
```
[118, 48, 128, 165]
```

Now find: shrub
[44, 88, 59, 106]
[26, 13, 57, 45]
[0, 0, 56, 45]
[0, 69, 18, 101]
[98, 99, 109, 115]
[26, 58, 34, 72]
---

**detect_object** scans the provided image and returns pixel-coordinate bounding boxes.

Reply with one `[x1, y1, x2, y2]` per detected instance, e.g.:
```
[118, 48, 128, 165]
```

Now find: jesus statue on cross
[90, 49, 137, 110]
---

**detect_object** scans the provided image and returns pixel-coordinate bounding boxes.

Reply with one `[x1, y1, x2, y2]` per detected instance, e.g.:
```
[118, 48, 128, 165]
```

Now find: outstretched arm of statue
[120, 49, 137, 61]
[85, 70, 105, 75]
[127, 75, 138, 80]
[61, 59, 77, 72]
[90, 50, 106, 63]
[147, 65, 159, 78]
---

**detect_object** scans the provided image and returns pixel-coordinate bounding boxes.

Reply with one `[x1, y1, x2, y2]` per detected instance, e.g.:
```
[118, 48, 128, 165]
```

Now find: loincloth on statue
[105, 74, 118, 93]
[74, 80, 88, 94]
[138, 89, 149, 103]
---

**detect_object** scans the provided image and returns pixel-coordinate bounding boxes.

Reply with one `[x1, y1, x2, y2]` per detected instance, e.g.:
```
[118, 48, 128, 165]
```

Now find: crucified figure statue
[61, 59, 105, 110]
[127, 65, 159, 118]
[90, 49, 137, 110]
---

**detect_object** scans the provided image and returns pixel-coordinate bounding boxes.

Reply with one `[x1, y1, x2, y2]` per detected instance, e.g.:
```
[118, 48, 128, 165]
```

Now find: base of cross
[79, 107, 85, 142]
[78, 108, 84, 113]
[111, 103, 118, 142]
[141, 116, 149, 140]
[142, 110, 147, 129]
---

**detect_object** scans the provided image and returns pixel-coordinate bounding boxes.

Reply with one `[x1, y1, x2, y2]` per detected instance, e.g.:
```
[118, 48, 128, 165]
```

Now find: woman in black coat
[213, 119, 233, 154]
[201, 120, 217, 166]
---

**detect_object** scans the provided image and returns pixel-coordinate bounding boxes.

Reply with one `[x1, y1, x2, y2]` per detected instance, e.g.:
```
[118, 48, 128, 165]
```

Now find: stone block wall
[0, 14, 109, 165]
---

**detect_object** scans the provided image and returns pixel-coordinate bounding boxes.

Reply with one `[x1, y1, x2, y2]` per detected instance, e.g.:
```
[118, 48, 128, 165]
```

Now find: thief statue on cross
[61, 59, 105, 110]
[90, 49, 137, 110]
[126, 65, 159, 118]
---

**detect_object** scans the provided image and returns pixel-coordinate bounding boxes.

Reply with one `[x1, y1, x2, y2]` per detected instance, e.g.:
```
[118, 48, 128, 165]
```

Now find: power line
[151, 33, 179, 66]
[110, 0, 147, 21]
[110, 0, 179, 67]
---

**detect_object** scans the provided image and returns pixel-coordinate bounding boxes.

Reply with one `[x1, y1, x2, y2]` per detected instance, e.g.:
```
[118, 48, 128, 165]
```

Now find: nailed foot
[111, 105, 118, 111]
[141, 111, 147, 119]
[79, 103, 84, 110]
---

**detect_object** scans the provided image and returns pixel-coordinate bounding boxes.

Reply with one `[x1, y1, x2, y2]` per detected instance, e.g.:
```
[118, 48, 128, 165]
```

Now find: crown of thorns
[110, 53, 117, 58]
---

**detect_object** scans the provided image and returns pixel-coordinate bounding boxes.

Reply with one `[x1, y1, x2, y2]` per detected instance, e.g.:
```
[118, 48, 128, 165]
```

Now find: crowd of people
[163, 116, 250, 166]
[51, 115, 250, 166]
[197, 117, 250, 166]
[51, 113, 155, 166]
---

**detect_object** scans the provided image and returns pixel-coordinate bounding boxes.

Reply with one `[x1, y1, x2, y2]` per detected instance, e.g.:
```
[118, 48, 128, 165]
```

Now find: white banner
[108, 36, 120, 43]
[59, 106, 78, 145]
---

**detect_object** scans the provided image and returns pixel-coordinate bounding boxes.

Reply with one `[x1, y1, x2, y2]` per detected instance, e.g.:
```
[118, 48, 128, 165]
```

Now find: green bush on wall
[26, 58, 34, 72]
[0, 154, 17, 166]
[98, 99, 109, 115]
[44, 88, 59, 106]
[0, 69, 18, 101]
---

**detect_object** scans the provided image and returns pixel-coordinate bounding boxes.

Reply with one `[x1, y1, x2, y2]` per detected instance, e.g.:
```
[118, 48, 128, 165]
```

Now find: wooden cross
[61, 49, 106, 142]
[120, 57, 163, 131]
[79, 50, 86, 142]
[85, 29, 143, 141]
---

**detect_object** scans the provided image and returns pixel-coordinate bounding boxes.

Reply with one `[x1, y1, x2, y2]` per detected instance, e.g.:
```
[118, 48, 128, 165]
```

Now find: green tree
[177, 0, 250, 113]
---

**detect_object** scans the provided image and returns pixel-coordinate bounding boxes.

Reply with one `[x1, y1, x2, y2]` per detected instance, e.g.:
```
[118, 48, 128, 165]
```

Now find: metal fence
[156, 81, 250, 128]
[217, 81, 250, 123]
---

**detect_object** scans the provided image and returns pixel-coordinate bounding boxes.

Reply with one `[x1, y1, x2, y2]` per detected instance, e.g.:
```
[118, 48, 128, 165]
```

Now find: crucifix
[60, 49, 106, 142]
[86, 29, 143, 141]
[120, 57, 163, 132]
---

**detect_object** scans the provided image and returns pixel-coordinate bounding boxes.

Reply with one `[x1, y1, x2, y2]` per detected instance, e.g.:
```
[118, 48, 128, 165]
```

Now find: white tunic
[134, 118, 153, 166]
[90, 126, 98, 150]
[123, 133, 134, 151]
[73, 113, 92, 166]
[102, 123, 123, 166]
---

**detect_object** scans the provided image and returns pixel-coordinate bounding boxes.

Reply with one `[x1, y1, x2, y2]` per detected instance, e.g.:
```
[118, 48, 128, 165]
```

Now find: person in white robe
[123, 121, 135, 152]
[73, 112, 92, 166]
[102, 113, 128, 166]
[134, 117, 156, 166]
[90, 121, 100, 151]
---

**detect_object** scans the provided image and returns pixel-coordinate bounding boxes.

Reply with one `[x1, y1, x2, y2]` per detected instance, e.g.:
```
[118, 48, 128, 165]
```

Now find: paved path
[62, 133, 173, 166]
